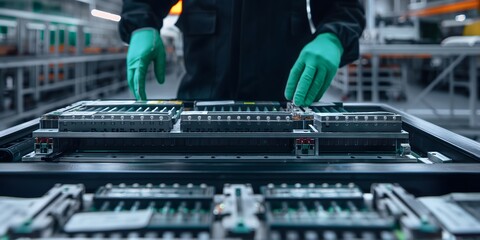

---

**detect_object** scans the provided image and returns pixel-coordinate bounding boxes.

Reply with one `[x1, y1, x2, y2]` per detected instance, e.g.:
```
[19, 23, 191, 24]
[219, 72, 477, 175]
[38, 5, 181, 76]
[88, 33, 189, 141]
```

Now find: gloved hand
[127, 28, 165, 100]
[284, 33, 343, 106]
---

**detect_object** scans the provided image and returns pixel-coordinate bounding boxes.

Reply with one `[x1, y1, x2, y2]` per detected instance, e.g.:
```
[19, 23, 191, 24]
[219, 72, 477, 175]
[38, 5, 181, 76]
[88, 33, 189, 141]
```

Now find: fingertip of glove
[293, 96, 305, 107]
[156, 75, 165, 84]
[284, 91, 293, 101]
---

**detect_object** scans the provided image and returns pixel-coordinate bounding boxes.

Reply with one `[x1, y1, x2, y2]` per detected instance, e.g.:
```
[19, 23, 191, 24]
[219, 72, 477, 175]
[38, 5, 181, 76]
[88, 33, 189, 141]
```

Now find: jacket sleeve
[313, 0, 365, 67]
[119, 0, 179, 44]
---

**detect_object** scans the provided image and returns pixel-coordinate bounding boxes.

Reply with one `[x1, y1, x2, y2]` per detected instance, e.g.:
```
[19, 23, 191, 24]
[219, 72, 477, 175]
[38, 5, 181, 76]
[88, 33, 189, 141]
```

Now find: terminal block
[308, 102, 349, 114]
[180, 111, 294, 132]
[314, 112, 402, 132]
[194, 101, 286, 112]
[182, 101, 293, 132]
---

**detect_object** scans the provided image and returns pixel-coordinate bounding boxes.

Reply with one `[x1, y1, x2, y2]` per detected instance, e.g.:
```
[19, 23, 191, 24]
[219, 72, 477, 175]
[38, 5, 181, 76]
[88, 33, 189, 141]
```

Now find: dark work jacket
[119, 0, 365, 101]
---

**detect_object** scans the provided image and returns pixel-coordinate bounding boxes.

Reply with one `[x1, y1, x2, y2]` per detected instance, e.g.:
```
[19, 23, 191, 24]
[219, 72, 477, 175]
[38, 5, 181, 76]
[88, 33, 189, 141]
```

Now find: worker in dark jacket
[119, 0, 365, 106]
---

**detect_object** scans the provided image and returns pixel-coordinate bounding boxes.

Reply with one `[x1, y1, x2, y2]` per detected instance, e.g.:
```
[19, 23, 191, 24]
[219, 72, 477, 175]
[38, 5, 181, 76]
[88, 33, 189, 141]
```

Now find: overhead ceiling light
[455, 14, 466, 22]
[91, 9, 121, 22]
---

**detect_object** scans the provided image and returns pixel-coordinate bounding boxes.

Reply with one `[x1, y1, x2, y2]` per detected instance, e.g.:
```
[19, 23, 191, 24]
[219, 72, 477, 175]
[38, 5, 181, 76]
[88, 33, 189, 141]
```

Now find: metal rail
[32, 129, 409, 139]
[0, 4, 127, 130]
[0, 53, 126, 69]
[358, 44, 480, 127]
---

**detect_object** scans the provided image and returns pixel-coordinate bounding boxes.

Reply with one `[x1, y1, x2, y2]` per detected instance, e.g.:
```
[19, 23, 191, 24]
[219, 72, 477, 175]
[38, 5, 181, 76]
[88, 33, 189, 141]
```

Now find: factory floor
[110, 64, 480, 142]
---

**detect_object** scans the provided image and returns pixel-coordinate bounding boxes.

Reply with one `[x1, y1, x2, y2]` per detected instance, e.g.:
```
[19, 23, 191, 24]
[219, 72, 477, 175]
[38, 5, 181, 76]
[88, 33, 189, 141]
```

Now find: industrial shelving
[0, 1, 129, 129]
[0, 53, 127, 128]
[332, 59, 407, 102]
[334, 44, 480, 129]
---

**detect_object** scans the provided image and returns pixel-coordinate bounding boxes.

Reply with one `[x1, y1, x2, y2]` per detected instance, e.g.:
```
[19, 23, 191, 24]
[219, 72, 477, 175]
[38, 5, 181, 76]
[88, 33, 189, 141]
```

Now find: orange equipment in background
[170, 1, 182, 15]
[409, 0, 479, 17]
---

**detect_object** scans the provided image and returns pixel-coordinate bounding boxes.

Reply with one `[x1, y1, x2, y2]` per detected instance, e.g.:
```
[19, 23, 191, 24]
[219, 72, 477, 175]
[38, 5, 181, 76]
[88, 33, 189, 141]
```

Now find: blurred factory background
[0, 0, 479, 141]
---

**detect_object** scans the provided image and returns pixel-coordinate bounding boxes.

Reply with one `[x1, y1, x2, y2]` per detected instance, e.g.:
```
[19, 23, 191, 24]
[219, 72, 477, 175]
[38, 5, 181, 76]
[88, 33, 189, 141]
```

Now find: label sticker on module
[64, 209, 153, 232]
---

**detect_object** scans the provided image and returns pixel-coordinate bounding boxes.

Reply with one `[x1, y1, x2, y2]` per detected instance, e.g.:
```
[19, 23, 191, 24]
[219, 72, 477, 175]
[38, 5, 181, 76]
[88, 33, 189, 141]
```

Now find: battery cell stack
[63, 183, 214, 238]
[261, 183, 397, 240]
[181, 101, 294, 132]
[43, 101, 183, 132]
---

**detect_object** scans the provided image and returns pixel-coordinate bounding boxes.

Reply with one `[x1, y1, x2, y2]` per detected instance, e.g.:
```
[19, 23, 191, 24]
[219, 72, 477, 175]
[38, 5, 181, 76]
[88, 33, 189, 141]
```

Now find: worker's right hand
[127, 28, 165, 100]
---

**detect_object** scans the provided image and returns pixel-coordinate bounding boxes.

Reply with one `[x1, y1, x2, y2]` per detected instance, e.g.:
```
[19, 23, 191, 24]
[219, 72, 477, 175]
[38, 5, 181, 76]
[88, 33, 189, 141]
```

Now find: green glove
[127, 28, 165, 100]
[284, 33, 343, 106]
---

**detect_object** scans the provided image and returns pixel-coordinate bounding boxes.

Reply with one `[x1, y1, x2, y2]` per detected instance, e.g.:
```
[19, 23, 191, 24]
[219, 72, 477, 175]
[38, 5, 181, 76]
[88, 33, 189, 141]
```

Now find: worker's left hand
[285, 33, 343, 106]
